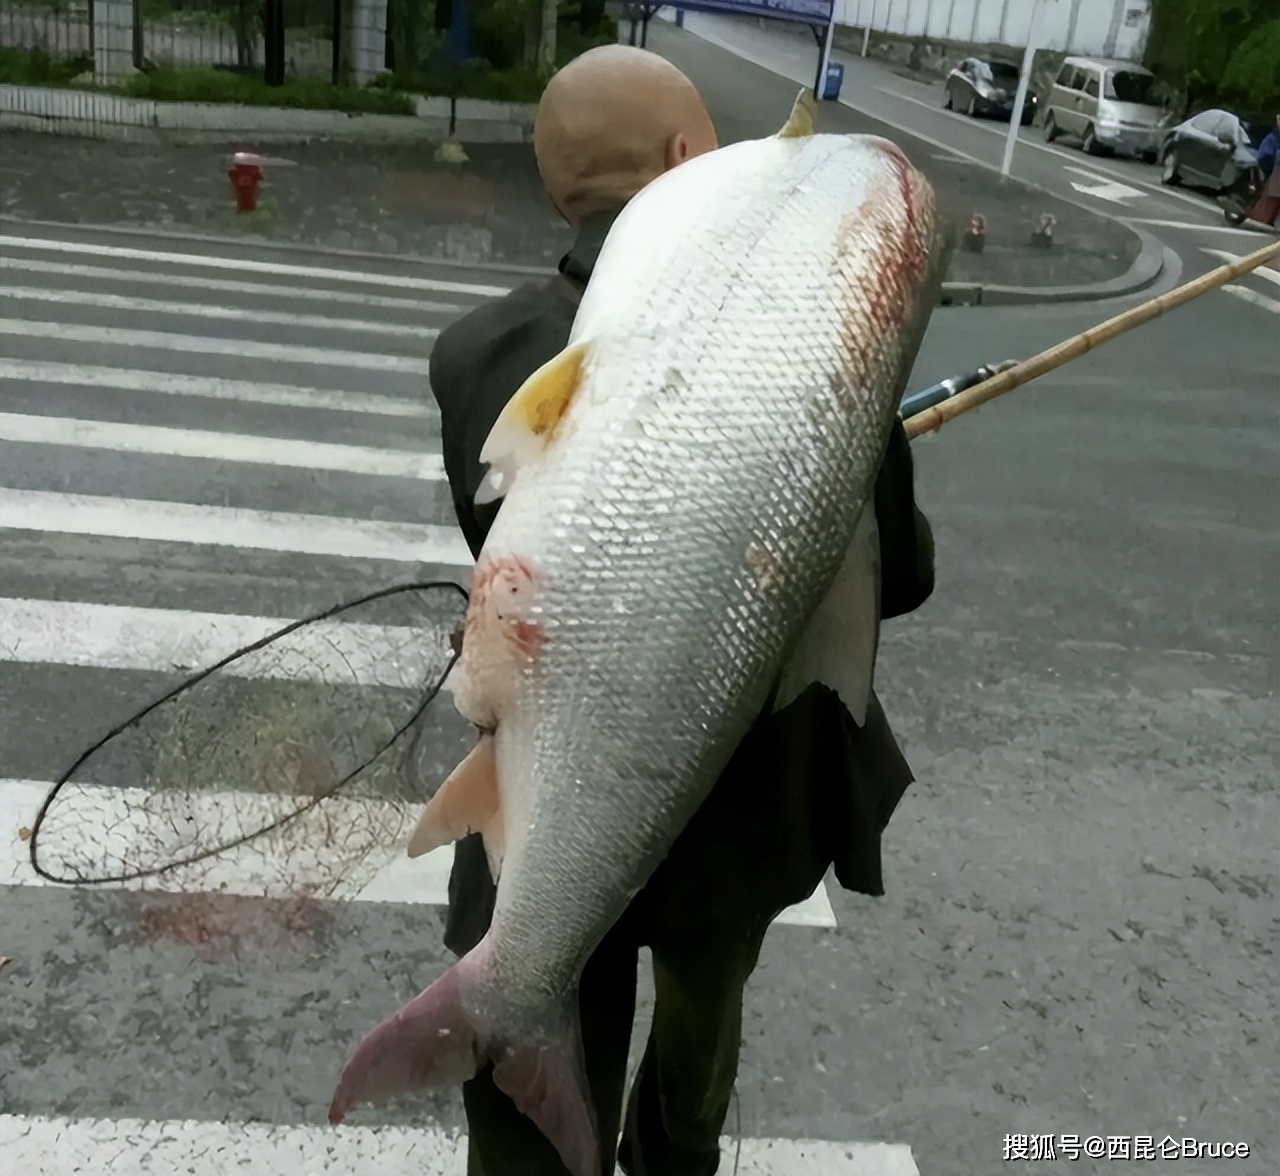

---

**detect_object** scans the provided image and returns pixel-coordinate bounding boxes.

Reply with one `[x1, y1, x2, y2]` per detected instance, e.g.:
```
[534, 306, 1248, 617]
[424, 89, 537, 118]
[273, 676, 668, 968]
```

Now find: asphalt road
[0, 222, 899, 1175]
[655, 13, 1279, 276]
[1, 37, 1278, 1175]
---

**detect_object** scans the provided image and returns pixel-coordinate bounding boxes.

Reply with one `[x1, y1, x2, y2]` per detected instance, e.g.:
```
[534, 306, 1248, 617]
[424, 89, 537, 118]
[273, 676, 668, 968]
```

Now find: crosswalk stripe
[0, 256, 467, 313]
[0, 319, 435, 372]
[0, 596, 444, 684]
[0, 358, 433, 418]
[0, 231, 888, 1161]
[0, 411, 446, 480]
[1, 235, 515, 297]
[0, 777, 836, 927]
[0, 1115, 914, 1174]
[0, 285, 443, 338]
[1202, 247, 1280, 286]
[1222, 285, 1280, 314]
[0, 487, 474, 565]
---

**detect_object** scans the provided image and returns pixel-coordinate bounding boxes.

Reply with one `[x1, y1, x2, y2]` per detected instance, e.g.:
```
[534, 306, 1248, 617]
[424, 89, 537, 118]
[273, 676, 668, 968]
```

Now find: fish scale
[330, 105, 950, 1176]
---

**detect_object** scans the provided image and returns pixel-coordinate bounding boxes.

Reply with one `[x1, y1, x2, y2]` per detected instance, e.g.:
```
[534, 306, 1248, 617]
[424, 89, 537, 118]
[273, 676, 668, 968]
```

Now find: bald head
[535, 45, 717, 228]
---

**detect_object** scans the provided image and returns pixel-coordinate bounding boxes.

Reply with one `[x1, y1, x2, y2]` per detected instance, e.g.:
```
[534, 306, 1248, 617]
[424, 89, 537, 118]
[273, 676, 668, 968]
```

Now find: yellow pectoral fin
[476, 340, 589, 505]
[407, 736, 504, 877]
[777, 89, 818, 138]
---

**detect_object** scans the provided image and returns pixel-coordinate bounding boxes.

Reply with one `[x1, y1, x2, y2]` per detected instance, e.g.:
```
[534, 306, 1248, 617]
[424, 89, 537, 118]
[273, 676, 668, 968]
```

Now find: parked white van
[1042, 56, 1167, 160]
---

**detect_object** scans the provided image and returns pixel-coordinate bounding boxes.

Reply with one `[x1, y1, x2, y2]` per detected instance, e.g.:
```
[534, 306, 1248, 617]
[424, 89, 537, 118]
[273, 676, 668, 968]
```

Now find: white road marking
[0, 776, 835, 927]
[1062, 164, 1119, 184]
[0, 234, 512, 297]
[0, 358, 433, 418]
[1202, 248, 1280, 286]
[1067, 179, 1146, 204]
[0, 256, 466, 313]
[0, 319, 433, 373]
[0, 1115, 912, 1174]
[0, 285, 442, 339]
[1064, 165, 1147, 204]
[0, 411, 445, 480]
[0, 598, 446, 686]
[1121, 217, 1264, 236]
[1222, 285, 1280, 314]
[0, 487, 474, 565]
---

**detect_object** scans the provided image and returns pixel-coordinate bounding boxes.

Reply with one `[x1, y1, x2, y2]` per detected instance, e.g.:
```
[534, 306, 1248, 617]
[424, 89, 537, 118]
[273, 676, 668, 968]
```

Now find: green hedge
[118, 68, 415, 114]
[1, 9, 619, 109]
[0, 45, 92, 86]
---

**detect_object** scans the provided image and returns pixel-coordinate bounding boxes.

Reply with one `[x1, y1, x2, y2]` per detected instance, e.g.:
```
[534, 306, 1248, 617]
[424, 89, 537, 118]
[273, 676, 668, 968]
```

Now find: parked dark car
[1160, 109, 1260, 192]
[943, 58, 1037, 125]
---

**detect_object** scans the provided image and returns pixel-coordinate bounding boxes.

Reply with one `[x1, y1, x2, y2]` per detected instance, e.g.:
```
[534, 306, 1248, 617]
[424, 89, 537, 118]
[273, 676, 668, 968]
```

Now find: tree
[1144, 0, 1278, 120]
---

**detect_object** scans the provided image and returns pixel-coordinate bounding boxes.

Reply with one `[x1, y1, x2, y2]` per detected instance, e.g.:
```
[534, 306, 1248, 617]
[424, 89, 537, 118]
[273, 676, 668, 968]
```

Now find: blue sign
[640, 0, 832, 26]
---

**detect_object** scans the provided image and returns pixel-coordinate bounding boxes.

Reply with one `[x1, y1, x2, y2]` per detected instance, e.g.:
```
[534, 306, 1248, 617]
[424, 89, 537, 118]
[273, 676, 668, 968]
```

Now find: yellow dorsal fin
[476, 340, 589, 505]
[407, 736, 504, 879]
[777, 89, 817, 138]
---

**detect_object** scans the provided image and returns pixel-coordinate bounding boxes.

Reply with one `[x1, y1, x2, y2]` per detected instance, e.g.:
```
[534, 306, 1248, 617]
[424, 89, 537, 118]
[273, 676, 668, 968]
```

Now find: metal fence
[1, 0, 341, 79]
[281, 0, 334, 81]
[0, 0, 94, 60]
[139, 0, 247, 70]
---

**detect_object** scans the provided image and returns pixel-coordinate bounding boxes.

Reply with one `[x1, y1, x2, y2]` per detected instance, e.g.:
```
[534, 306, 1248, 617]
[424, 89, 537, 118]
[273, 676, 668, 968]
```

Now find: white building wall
[841, 0, 1151, 61]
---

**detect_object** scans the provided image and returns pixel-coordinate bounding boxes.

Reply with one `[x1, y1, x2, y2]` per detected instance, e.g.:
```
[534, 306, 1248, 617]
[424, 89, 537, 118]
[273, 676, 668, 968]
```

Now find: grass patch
[117, 67, 415, 114]
[0, 45, 92, 86]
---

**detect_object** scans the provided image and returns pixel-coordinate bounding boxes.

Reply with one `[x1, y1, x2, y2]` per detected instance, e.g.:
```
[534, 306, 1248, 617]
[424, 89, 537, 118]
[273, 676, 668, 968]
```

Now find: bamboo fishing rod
[903, 237, 1280, 442]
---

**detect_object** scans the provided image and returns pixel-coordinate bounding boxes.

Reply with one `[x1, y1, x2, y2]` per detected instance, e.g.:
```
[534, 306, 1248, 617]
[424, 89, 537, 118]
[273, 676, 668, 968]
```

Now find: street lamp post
[813, 3, 836, 101]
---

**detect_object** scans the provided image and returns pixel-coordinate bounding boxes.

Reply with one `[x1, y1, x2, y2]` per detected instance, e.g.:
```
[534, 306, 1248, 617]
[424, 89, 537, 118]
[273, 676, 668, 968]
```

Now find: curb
[0, 84, 537, 145]
[939, 228, 1166, 307]
[0, 214, 562, 277]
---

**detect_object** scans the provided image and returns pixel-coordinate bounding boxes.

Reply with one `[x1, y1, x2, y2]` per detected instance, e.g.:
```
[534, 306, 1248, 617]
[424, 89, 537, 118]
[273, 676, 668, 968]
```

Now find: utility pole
[1000, 0, 1041, 177]
[538, 0, 557, 71]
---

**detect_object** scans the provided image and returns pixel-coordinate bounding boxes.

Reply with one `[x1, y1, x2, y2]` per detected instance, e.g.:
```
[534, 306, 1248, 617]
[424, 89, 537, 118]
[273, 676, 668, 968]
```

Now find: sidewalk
[0, 21, 1145, 291]
[0, 134, 574, 268]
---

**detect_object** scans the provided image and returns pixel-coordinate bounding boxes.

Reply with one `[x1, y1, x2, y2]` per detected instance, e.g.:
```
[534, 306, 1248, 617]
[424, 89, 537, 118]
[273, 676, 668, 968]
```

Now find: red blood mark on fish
[511, 618, 545, 657]
[828, 149, 936, 399]
[880, 142, 917, 228]
[465, 554, 544, 661]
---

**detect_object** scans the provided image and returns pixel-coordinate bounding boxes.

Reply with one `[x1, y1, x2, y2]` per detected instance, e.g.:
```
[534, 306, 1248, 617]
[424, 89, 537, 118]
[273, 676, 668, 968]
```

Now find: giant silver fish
[329, 92, 950, 1175]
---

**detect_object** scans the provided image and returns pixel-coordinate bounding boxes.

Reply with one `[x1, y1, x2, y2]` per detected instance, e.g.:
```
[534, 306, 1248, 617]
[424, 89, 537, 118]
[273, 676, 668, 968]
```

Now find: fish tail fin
[328, 950, 600, 1176]
[492, 992, 599, 1176]
[328, 954, 482, 1125]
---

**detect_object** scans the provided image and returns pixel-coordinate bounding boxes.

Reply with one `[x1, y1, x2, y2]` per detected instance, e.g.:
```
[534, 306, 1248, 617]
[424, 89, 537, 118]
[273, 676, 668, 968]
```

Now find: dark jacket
[429, 211, 935, 952]
[1257, 128, 1278, 181]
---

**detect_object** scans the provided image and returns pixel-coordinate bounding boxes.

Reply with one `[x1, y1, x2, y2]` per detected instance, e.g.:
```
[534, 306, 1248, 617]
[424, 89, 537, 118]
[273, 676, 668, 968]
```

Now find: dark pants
[444, 685, 914, 1176]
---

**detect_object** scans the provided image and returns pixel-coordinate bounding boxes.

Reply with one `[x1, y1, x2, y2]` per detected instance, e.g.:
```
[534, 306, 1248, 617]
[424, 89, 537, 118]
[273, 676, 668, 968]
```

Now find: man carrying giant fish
[329, 45, 948, 1176]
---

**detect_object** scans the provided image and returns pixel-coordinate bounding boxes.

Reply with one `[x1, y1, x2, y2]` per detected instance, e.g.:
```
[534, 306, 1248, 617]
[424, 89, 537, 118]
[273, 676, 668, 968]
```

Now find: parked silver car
[1042, 56, 1167, 160]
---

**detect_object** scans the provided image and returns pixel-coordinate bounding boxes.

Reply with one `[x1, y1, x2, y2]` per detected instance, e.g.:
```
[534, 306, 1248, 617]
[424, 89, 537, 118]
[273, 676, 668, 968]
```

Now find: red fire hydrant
[228, 152, 263, 213]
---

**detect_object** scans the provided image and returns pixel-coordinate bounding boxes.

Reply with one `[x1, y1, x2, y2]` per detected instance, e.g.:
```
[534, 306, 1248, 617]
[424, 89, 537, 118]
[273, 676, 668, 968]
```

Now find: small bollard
[1030, 212, 1056, 249]
[962, 212, 986, 253]
[228, 151, 263, 213]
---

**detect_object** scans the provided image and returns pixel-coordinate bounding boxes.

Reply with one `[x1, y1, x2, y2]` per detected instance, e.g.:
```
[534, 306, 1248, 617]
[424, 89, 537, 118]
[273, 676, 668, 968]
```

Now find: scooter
[1220, 163, 1263, 227]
